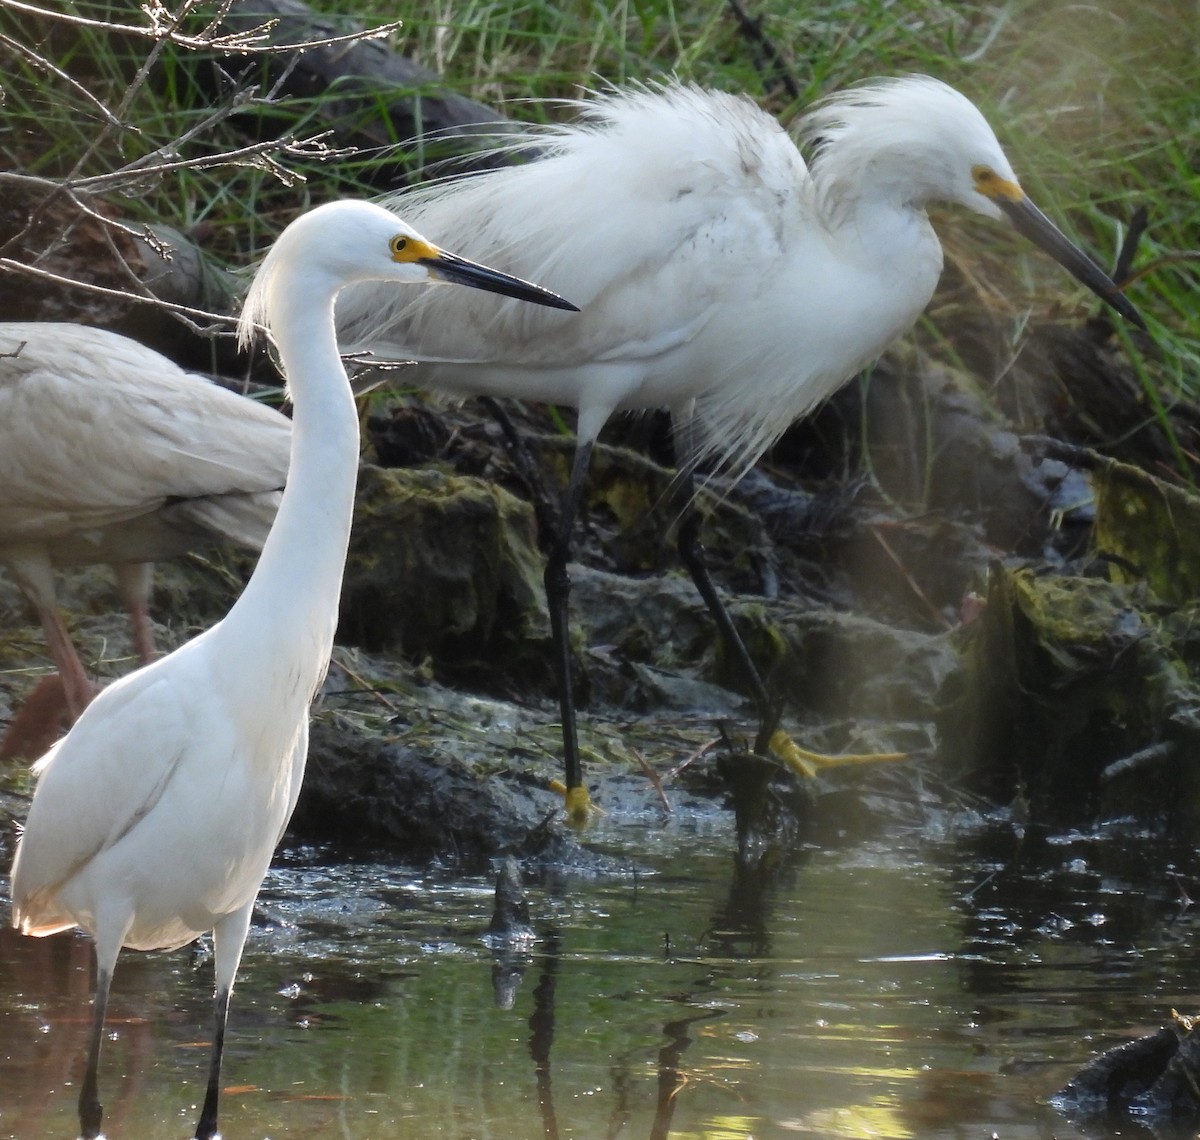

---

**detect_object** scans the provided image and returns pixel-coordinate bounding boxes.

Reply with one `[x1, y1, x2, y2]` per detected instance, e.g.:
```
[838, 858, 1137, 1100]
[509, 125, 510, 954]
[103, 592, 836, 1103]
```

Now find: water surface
[3, 808, 1198, 1139]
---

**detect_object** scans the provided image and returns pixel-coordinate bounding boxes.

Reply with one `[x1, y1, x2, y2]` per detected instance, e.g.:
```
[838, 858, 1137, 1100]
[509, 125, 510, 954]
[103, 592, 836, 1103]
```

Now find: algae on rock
[340, 465, 550, 685]
[938, 563, 1200, 825]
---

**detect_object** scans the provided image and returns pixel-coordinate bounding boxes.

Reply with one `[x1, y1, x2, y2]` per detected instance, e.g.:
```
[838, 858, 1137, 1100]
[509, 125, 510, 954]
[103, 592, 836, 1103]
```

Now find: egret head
[800, 76, 1143, 328]
[239, 200, 576, 350]
[960, 160, 1142, 327]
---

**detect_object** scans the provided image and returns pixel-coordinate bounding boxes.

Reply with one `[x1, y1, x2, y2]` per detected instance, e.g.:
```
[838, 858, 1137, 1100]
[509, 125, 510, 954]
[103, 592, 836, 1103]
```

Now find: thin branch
[0, 179, 167, 268]
[0, 0, 404, 332]
[0, 0, 402, 53]
[73, 132, 351, 193]
[725, 0, 802, 102]
[1123, 251, 1200, 289]
[1113, 204, 1149, 285]
[0, 258, 238, 330]
[113, 81, 264, 174]
[0, 32, 123, 126]
[868, 525, 954, 631]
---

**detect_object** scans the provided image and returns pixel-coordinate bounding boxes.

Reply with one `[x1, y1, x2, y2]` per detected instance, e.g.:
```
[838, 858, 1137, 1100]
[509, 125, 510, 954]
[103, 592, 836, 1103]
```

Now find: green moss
[1094, 459, 1200, 604]
[937, 564, 1200, 824]
[341, 465, 550, 685]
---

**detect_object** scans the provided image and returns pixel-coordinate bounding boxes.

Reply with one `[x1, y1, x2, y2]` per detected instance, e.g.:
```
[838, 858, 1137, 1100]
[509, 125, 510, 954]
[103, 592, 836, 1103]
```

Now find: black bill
[423, 251, 579, 311]
[998, 195, 1145, 330]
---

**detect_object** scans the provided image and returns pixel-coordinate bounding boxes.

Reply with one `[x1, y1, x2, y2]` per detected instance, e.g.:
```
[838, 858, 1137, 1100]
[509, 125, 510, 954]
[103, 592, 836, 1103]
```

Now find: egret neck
[227, 266, 358, 705]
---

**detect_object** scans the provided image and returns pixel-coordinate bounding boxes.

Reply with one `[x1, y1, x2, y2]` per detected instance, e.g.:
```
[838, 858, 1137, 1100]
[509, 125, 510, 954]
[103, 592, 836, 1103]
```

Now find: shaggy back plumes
[336, 81, 804, 365]
[334, 77, 1017, 482]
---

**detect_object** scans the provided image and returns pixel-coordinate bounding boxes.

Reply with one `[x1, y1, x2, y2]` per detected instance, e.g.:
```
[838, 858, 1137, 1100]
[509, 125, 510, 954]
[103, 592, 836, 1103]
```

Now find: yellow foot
[549, 780, 602, 825]
[768, 729, 907, 780]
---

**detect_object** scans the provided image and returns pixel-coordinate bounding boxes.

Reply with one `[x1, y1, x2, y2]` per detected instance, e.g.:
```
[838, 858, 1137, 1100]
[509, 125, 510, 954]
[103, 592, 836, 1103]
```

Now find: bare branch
[0, 0, 407, 330]
[72, 132, 352, 193]
[0, 32, 124, 127]
[0, 256, 239, 330]
[0, 0, 401, 53]
[0, 172, 66, 194]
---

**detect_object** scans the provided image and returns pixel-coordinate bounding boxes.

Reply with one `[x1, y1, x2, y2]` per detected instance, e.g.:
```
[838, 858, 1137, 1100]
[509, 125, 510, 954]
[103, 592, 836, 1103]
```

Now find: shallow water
[3, 806, 1200, 1139]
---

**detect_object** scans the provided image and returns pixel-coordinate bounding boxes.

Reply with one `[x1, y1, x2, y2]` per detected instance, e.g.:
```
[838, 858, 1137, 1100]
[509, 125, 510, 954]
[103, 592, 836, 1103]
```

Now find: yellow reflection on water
[779, 1100, 912, 1136]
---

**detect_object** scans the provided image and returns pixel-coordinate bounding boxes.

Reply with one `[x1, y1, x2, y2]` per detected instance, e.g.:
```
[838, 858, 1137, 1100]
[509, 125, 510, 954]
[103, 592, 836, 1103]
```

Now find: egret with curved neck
[9, 198, 576, 1140]
[337, 77, 1144, 821]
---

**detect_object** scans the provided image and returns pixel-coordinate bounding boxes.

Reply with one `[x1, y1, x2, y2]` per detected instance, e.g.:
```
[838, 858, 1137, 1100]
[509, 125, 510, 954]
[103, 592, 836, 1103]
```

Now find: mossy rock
[1094, 458, 1200, 605]
[937, 564, 1200, 825]
[340, 465, 550, 686]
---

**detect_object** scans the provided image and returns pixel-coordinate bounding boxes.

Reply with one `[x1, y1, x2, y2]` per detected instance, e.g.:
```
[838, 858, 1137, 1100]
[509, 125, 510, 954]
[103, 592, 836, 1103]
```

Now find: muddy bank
[5, 306, 1198, 872]
[1, 1, 1194, 867]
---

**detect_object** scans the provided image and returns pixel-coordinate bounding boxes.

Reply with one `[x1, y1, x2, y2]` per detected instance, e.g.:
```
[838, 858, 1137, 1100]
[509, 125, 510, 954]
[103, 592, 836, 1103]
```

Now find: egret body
[337, 77, 1143, 820]
[0, 322, 292, 757]
[9, 200, 575, 1140]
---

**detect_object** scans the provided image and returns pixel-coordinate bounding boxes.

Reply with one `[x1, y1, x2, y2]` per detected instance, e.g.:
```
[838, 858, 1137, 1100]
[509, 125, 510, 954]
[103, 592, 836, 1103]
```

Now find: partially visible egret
[0, 322, 292, 757]
[9, 200, 576, 1140]
[337, 76, 1144, 821]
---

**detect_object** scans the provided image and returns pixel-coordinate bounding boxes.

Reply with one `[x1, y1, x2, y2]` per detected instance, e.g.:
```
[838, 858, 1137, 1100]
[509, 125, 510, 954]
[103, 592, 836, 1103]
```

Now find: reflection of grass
[2, 2, 1193, 430]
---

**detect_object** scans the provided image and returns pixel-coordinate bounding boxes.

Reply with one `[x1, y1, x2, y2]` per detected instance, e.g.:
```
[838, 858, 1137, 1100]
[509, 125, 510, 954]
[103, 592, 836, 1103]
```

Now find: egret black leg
[672, 424, 905, 781]
[78, 964, 113, 1140]
[548, 439, 595, 821]
[193, 985, 231, 1140]
[670, 413, 782, 753]
[674, 470, 782, 755]
[478, 397, 564, 546]
[480, 398, 597, 821]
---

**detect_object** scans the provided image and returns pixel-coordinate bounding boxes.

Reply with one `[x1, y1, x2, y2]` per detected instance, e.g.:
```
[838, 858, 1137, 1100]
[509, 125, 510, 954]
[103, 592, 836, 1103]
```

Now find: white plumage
[0, 322, 290, 754]
[336, 76, 1142, 818]
[9, 199, 574, 1140]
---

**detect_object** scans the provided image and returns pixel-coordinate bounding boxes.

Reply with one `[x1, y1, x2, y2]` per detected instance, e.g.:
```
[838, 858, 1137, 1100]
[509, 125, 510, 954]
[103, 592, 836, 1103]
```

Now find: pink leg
[1, 546, 102, 759]
[0, 674, 79, 761]
[33, 596, 99, 719]
[4, 546, 96, 717]
[0, 611, 102, 761]
[115, 562, 157, 665]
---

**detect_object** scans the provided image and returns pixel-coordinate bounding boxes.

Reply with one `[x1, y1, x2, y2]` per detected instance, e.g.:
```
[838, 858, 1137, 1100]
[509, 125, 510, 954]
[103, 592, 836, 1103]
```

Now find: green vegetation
[0, 0, 1195, 414]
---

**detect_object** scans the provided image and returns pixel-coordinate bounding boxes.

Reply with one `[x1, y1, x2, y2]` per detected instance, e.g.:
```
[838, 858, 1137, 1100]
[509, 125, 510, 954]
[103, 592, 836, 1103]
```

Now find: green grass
[1, 0, 1195, 438]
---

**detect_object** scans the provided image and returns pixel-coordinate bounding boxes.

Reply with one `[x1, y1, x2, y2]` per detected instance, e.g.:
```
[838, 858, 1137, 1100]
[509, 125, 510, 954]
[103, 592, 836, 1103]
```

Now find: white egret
[336, 76, 1144, 821]
[9, 199, 576, 1140]
[0, 322, 293, 759]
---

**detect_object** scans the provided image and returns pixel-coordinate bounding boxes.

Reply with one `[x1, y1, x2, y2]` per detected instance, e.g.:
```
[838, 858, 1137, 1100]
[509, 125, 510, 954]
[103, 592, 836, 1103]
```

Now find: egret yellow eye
[969, 165, 998, 189]
[972, 165, 1023, 202]
[390, 234, 445, 264]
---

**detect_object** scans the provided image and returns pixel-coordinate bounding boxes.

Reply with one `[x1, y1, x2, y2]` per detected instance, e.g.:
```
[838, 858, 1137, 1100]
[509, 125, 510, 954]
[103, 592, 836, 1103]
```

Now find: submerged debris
[486, 856, 536, 1010]
[1053, 1010, 1200, 1122]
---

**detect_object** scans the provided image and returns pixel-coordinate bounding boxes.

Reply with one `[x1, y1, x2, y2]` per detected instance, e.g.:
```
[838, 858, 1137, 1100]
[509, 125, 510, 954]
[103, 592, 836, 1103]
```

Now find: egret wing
[0, 323, 290, 543]
[163, 490, 283, 552]
[10, 662, 192, 931]
[337, 84, 812, 375]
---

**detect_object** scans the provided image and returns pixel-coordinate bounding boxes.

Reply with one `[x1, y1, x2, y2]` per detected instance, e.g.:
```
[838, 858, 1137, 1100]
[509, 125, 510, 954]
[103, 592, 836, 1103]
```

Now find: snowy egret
[336, 76, 1143, 821]
[9, 200, 575, 1140]
[0, 322, 292, 759]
